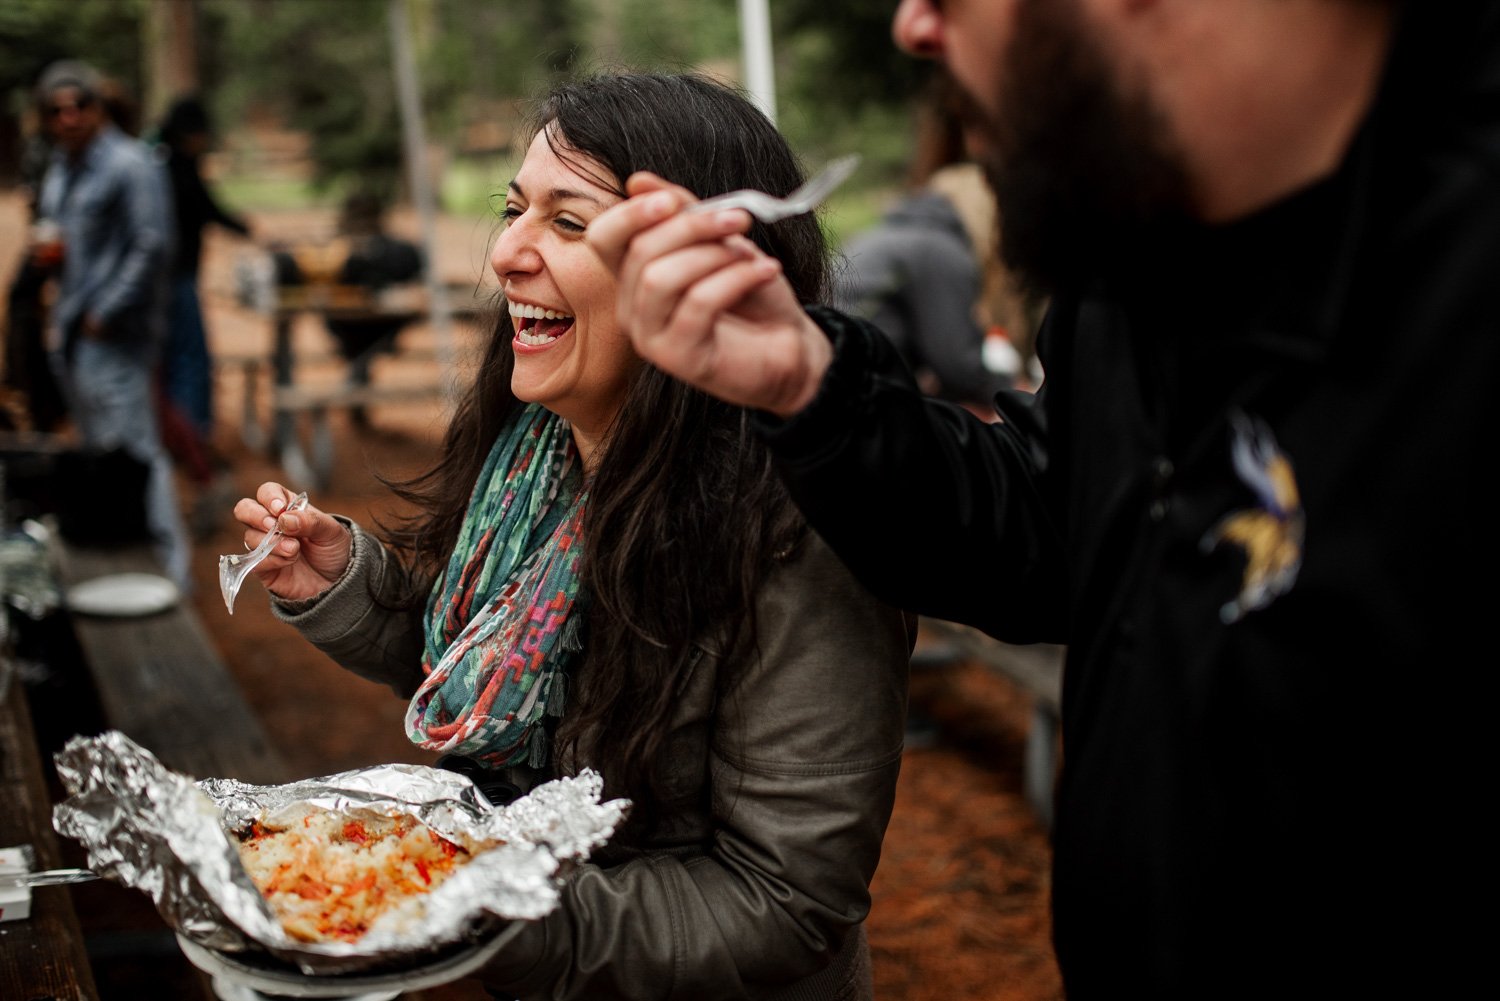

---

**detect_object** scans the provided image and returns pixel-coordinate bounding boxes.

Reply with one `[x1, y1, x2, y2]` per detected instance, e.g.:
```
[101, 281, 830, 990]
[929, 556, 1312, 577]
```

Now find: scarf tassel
[560, 613, 585, 653]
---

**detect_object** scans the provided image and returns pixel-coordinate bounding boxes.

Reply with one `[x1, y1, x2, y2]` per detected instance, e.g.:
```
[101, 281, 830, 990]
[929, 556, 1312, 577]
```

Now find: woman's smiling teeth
[509, 300, 576, 346]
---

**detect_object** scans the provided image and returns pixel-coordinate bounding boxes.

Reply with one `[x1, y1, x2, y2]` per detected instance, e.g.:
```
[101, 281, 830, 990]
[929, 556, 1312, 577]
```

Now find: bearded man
[589, 1, 1494, 995]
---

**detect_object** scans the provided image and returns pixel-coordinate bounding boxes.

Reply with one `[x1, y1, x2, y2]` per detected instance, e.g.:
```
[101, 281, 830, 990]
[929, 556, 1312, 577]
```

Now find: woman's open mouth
[509, 301, 575, 347]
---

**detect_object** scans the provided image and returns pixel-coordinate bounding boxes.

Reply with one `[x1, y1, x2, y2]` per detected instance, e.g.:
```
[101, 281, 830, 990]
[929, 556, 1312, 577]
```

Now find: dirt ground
[2, 190, 1064, 1000]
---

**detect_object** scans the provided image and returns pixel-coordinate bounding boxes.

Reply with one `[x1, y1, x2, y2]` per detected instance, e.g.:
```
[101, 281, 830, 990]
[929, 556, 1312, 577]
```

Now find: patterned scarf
[406, 405, 587, 767]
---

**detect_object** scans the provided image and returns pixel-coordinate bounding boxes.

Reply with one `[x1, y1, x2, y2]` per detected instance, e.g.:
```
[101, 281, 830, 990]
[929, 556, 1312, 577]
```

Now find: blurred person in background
[2, 106, 67, 432]
[232, 73, 910, 1001]
[322, 191, 422, 423]
[588, 0, 1493, 997]
[835, 72, 1041, 418]
[34, 59, 188, 589]
[154, 96, 252, 469]
[268, 191, 423, 426]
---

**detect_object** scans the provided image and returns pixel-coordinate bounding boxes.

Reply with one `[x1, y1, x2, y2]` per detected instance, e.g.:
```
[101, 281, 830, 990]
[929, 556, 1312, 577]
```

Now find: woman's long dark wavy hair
[382, 73, 827, 824]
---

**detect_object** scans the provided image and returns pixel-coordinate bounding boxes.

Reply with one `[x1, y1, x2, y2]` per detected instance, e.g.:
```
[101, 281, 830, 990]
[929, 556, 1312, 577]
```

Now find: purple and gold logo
[1200, 411, 1304, 624]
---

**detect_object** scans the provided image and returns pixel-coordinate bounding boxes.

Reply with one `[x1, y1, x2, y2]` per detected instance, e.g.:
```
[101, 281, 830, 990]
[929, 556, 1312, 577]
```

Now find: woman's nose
[892, 0, 945, 59]
[490, 217, 541, 278]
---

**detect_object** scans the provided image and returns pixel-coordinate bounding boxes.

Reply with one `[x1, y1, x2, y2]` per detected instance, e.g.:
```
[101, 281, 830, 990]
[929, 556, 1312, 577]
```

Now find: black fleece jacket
[760, 4, 1499, 997]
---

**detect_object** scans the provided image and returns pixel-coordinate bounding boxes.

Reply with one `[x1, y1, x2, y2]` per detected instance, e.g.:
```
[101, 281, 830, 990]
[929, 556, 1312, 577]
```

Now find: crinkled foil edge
[52, 730, 628, 975]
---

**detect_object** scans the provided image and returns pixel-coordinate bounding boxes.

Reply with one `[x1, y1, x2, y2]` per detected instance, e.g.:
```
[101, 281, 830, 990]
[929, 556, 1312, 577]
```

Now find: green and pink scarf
[406, 404, 587, 767]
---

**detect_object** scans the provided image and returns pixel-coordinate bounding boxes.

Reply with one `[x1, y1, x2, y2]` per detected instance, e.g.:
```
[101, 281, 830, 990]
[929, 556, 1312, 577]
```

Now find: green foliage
[0, 0, 927, 225]
[205, 0, 405, 204]
[0, 0, 146, 118]
[610, 0, 740, 72]
[776, 0, 930, 111]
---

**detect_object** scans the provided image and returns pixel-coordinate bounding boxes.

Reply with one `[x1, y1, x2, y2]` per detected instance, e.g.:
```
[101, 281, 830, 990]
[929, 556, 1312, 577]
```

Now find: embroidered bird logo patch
[1200, 410, 1305, 623]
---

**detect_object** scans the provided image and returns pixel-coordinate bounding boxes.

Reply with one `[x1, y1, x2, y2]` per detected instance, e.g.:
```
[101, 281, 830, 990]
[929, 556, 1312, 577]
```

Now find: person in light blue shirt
[35, 59, 189, 589]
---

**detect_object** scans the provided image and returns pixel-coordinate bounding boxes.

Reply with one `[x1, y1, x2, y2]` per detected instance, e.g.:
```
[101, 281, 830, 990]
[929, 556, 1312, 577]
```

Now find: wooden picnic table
[48, 541, 291, 786]
[227, 280, 489, 489]
[0, 655, 100, 1001]
[0, 503, 492, 998]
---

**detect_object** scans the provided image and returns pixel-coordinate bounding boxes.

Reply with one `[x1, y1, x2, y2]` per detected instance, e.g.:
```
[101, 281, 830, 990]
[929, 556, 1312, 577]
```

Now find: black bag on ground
[53, 447, 152, 546]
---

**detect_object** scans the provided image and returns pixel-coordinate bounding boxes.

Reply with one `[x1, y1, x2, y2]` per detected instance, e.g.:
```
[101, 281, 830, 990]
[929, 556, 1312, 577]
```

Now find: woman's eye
[555, 216, 585, 234]
[501, 205, 523, 225]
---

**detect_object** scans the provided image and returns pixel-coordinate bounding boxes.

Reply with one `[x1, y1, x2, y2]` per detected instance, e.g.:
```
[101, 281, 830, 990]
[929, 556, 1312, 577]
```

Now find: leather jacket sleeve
[755, 306, 1069, 643]
[481, 534, 912, 1001]
[269, 518, 427, 697]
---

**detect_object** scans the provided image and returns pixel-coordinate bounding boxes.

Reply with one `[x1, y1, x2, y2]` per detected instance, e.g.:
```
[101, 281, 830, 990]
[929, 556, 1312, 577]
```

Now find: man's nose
[893, 0, 945, 58]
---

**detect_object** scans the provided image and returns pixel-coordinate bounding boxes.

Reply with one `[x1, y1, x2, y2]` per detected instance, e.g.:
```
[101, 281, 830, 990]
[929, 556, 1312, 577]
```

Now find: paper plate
[66, 572, 181, 618]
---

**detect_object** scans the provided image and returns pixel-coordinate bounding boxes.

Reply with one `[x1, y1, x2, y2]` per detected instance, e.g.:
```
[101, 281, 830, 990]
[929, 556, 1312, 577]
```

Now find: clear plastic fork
[688, 154, 862, 224]
[219, 491, 309, 614]
[0, 867, 100, 888]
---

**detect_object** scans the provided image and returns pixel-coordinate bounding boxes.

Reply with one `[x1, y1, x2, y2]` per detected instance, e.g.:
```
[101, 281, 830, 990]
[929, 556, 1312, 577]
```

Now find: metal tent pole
[388, 0, 457, 405]
[738, 0, 778, 126]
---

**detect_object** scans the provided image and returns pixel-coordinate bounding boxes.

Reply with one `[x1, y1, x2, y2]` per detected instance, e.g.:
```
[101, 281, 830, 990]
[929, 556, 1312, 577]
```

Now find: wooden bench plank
[49, 543, 290, 786]
[919, 618, 1063, 710]
[272, 381, 448, 412]
[269, 382, 450, 490]
[0, 664, 100, 1001]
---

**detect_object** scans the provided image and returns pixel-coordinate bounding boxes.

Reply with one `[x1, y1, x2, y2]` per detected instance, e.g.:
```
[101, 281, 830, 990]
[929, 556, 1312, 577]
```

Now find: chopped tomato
[291, 875, 330, 900]
[414, 859, 431, 885]
[342, 821, 368, 845]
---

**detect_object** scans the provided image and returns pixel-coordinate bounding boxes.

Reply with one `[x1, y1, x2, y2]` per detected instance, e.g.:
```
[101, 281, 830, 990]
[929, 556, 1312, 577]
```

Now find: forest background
[0, 0, 934, 244]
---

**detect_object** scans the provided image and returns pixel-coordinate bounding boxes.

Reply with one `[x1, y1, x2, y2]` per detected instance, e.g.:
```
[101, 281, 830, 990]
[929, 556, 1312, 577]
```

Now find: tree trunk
[143, 0, 200, 127]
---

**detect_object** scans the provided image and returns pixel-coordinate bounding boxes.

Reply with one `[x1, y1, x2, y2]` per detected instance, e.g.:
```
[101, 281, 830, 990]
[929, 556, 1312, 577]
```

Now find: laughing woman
[231, 73, 911, 1001]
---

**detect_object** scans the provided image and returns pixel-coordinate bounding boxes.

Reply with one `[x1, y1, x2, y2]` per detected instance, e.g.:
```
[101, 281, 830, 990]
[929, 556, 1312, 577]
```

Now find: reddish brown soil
[3, 192, 1063, 1000]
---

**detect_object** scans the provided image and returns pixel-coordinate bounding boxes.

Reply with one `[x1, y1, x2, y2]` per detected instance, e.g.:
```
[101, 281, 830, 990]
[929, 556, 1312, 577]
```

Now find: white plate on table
[65, 572, 180, 618]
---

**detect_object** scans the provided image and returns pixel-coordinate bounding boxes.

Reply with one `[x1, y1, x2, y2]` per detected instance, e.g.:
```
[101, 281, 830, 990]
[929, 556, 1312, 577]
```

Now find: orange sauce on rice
[237, 813, 469, 943]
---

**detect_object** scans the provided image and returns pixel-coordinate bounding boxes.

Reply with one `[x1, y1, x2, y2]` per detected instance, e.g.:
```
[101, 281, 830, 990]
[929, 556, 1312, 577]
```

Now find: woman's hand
[231, 482, 352, 601]
[587, 172, 833, 417]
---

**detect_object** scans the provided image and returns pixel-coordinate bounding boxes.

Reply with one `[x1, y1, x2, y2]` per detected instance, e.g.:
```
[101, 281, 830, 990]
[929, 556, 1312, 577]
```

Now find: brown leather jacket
[273, 521, 913, 1001]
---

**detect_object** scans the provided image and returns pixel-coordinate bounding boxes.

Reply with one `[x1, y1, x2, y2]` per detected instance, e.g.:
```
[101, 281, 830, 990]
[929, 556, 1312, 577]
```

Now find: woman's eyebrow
[507, 179, 607, 207]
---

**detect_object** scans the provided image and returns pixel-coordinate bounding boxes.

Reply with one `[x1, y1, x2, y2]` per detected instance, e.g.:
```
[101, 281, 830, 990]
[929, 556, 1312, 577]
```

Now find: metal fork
[0, 867, 100, 888]
[688, 154, 862, 224]
[218, 491, 309, 615]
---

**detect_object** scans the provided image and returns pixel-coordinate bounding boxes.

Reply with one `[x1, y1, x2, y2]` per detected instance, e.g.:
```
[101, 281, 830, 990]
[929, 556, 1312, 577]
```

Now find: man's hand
[587, 172, 833, 417]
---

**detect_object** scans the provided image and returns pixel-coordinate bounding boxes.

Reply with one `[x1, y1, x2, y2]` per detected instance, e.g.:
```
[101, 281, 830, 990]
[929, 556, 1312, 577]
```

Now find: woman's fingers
[255, 481, 297, 516]
[234, 496, 275, 533]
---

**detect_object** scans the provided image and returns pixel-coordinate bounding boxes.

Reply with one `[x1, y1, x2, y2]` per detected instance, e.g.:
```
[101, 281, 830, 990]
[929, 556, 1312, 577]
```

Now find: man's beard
[972, 0, 1195, 298]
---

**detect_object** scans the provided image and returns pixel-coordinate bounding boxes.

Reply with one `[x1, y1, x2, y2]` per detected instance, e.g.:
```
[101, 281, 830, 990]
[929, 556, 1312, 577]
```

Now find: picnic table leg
[1024, 706, 1058, 831]
[239, 359, 264, 451]
[270, 314, 295, 458]
[310, 404, 334, 490]
[277, 409, 322, 494]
